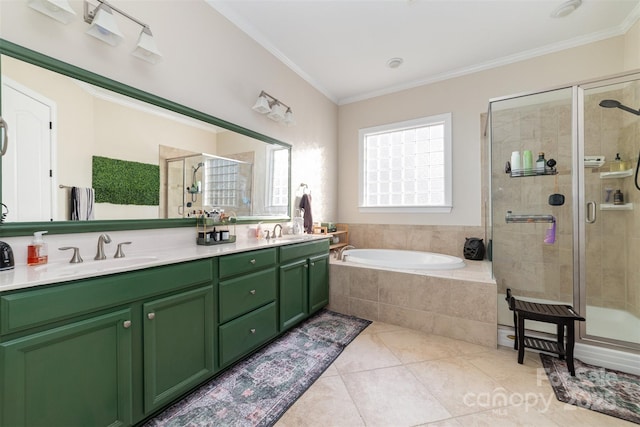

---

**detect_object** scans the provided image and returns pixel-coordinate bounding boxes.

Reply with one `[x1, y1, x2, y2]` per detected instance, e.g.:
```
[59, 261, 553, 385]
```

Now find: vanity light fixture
[83, 0, 162, 63]
[28, 0, 77, 24]
[252, 91, 295, 125]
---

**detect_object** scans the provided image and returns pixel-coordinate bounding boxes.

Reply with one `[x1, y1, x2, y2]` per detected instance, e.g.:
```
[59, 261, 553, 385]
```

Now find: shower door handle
[0, 117, 8, 156]
[586, 201, 597, 223]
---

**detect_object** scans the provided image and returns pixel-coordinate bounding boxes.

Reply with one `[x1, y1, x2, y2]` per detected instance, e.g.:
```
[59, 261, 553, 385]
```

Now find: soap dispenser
[27, 230, 49, 266]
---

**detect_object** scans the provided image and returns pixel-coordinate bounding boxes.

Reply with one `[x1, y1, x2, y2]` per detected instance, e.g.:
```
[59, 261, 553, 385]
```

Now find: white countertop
[0, 228, 328, 293]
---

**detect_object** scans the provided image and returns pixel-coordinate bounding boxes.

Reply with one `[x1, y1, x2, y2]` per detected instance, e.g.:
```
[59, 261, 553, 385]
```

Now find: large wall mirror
[0, 40, 291, 236]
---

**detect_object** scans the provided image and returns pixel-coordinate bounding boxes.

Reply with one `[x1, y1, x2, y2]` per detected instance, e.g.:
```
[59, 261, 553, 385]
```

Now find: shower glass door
[490, 87, 576, 332]
[580, 75, 640, 348]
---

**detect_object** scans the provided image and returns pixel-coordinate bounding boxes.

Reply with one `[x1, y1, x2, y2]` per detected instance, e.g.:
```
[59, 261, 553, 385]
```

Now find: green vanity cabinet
[0, 308, 134, 427]
[0, 259, 215, 427]
[279, 239, 330, 331]
[217, 248, 278, 368]
[142, 285, 215, 415]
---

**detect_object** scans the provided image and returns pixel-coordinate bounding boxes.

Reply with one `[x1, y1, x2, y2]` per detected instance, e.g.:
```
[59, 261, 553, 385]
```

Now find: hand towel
[544, 219, 556, 244]
[71, 187, 95, 221]
[299, 193, 313, 234]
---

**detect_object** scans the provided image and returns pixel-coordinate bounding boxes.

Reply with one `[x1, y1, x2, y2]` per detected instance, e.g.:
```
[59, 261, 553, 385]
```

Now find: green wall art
[92, 156, 160, 206]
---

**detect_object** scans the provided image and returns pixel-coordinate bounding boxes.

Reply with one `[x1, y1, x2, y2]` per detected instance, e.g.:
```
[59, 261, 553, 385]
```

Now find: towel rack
[505, 211, 555, 223]
[59, 185, 72, 189]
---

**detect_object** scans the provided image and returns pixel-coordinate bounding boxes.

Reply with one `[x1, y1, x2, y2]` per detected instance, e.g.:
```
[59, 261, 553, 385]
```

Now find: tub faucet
[95, 233, 112, 260]
[337, 245, 355, 261]
[272, 223, 283, 238]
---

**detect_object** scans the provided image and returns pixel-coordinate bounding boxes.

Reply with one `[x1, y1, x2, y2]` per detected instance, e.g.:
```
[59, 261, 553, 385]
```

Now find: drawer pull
[250, 259, 256, 264]
[250, 328, 256, 334]
[311, 262, 315, 266]
[304, 264, 308, 269]
[147, 312, 156, 320]
[123, 320, 132, 329]
[250, 289, 256, 295]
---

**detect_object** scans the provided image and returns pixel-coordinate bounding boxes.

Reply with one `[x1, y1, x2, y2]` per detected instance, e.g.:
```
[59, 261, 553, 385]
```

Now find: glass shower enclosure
[165, 153, 253, 218]
[489, 72, 640, 353]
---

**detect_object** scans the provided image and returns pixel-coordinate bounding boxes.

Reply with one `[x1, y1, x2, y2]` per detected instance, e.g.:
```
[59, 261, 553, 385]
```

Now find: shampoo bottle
[27, 230, 48, 266]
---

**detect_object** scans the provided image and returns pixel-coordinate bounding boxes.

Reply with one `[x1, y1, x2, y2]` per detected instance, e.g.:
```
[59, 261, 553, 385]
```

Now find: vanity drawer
[279, 239, 329, 263]
[218, 248, 277, 279]
[219, 268, 277, 323]
[219, 301, 277, 367]
[0, 260, 213, 336]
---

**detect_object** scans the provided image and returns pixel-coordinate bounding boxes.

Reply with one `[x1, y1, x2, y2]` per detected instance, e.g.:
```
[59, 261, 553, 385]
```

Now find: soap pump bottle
[27, 230, 48, 266]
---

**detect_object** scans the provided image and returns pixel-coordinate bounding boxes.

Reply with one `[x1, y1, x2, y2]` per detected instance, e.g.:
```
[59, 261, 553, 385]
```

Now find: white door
[1, 80, 54, 222]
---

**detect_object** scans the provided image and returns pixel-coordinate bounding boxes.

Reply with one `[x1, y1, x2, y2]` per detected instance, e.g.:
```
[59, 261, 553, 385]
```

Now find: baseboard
[497, 326, 640, 376]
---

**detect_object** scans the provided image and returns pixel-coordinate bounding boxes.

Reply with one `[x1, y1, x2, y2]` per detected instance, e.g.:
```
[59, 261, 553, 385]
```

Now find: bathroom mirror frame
[0, 39, 292, 237]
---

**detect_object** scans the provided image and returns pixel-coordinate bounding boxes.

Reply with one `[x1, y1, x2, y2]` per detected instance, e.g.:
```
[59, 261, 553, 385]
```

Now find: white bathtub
[342, 249, 466, 270]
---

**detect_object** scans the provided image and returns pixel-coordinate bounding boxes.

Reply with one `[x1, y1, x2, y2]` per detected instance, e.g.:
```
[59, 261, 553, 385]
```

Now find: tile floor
[276, 321, 634, 427]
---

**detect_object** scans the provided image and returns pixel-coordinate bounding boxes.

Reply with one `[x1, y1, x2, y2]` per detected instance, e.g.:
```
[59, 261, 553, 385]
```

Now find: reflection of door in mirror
[1, 77, 54, 221]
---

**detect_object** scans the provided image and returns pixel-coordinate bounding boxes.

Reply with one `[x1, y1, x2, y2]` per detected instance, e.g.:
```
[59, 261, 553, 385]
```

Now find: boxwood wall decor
[92, 156, 160, 206]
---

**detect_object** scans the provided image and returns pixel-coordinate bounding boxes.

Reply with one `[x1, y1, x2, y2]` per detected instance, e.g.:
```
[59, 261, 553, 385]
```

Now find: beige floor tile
[408, 357, 507, 416]
[319, 362, 340, 378]
[544, 397, 637, 426]
[333, 333, 402, 374]
[377, 329, 491, 363]
[342, 365, 452, 426]
[275, 376, 365, 427]
[360, 320, 407, 335]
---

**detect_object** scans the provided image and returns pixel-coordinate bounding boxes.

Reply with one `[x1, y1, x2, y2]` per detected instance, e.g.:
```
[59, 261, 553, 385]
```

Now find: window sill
[358, 205, 452, 214]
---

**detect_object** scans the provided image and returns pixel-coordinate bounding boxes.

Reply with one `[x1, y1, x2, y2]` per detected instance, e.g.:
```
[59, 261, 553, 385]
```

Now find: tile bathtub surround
[346, 223, 486, 258]
[328, 261, 497, 348]
[276, 321, 630, 426]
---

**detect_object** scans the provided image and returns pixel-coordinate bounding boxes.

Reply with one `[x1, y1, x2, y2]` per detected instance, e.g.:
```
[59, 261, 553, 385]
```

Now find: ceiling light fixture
[83, 0, 162, 63]
[550, 0, 582, 18]
[387, 57, 404, 69]
[252, 91, 295, 126]
[28, 0, 77, 24]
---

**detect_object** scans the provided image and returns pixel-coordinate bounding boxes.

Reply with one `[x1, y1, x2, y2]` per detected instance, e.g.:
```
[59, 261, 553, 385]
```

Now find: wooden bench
[505, 288, 585, 376]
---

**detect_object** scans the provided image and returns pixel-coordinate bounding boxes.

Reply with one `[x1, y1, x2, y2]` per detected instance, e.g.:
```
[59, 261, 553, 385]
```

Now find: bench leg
[513, 311, 518, 350]
[566, 323, 577, 376]
[557, 323, 565, 360]
[517, 315, 525, 364]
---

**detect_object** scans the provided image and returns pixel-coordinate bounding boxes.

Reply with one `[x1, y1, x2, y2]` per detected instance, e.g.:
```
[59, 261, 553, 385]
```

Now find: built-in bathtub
[342, 249, 466, 270]
[328, 249, 497, 348]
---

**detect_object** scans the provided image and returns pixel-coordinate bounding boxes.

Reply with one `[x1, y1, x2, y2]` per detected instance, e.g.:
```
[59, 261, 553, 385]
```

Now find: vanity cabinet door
[0, 309, 133, 427]
[308, 253, 329, 314]
[279, 258, 309, 331]
[142, 286, 215, 414]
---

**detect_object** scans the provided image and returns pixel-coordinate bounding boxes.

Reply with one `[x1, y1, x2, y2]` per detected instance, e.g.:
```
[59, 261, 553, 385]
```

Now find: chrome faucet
[95, 233, 112, 260]
[272, 223, 283, 238]
[337, 245, 355, 261]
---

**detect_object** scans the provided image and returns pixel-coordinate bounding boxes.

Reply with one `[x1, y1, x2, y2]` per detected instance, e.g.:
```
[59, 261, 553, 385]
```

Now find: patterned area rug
[144, 310, 371, 427]
[540, 354, 640, 424]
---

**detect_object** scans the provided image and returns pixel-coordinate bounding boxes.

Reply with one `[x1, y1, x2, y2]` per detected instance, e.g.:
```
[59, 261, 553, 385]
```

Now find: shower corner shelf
[599, 169, 633, 179]
[509, 169, 557, 178]
[600, 203, 634, 211]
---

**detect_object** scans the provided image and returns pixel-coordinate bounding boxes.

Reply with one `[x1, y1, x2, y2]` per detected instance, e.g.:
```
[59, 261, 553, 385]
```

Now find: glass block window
[204, 157, 239, 207]
[359, 113, 452, 213]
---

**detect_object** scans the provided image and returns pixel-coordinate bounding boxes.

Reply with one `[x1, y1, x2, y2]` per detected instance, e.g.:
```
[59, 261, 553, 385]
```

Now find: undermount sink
[270, 234, 319, 243]
[34, 256, 160, 277]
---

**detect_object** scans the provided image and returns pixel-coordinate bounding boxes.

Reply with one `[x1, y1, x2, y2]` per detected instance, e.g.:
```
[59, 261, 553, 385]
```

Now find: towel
[71, 187, 95, 221]
[544, 219, 556, 244]
[299, 193, 313, 234]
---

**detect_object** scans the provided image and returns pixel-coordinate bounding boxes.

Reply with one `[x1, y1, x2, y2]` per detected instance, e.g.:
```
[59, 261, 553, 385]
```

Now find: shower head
[192, 162, 204, 172]
[599, 99, 640, 116]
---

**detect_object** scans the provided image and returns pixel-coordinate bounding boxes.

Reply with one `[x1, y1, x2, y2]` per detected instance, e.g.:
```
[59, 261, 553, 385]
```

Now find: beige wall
[338, 37, 628, 227]
[0, 0, 338, 223]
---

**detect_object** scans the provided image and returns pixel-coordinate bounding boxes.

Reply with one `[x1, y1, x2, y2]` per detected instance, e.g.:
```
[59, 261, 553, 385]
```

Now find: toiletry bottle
[510, 151, 521, 174]
[536, 152, 546, 173]
[522, 150, 533, 172]
[614, 189, 624, 205]
[256, 222, 264, 240]
[27, 230, 48, 266]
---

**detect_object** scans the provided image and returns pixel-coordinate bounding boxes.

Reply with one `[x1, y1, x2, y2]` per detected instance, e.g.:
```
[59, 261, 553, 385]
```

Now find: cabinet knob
[250, 289, 256, 295]
[123, 320, 132, 329]
[147, 312, 156, 320]
[311, 262, 315, 266]
[250, 259, 256, 264]
[250, 328, 256, 334]
[304, 264, 308, 269]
